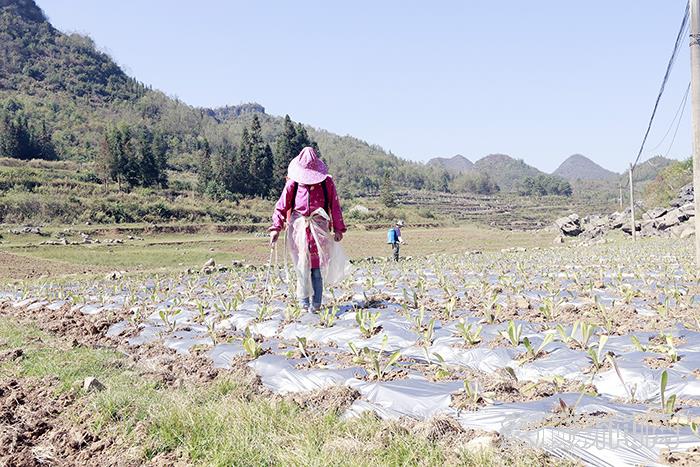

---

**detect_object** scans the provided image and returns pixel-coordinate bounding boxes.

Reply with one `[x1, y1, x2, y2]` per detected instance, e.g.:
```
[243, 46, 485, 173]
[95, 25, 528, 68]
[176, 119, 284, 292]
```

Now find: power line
[664, 82, 691, 157]
[630, 1, 690, 172]
[648, 81, 691, 154]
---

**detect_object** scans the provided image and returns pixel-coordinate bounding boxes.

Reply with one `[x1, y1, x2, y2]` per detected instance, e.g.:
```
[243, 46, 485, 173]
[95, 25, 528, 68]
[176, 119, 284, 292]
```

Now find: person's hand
[269, 230, 280, 246]
[334, 231, 343, 242]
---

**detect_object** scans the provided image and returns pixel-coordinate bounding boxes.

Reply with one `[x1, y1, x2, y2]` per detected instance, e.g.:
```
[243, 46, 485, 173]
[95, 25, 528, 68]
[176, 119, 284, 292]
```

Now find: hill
[426, 155, 474, 174]
[0, 0, 449, 197]
[630, 156, 675, 183]
[473, 154, 544, 191]
[553, 154, 618, 181]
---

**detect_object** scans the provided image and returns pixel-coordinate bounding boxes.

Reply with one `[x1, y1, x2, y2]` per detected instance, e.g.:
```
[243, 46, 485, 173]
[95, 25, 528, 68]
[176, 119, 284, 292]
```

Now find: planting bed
[2, 238, 700, 466]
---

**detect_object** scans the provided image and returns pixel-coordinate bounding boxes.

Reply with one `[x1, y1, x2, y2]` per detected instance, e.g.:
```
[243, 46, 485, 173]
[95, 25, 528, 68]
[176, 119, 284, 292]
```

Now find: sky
[37, 0, 693, 173]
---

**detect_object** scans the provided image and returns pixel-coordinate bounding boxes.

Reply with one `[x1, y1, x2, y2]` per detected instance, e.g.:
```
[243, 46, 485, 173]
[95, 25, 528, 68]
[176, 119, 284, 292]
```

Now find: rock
[465, 433, 500, 452]
[231, 260, 245, 268]
[656, 208, 688, 231]
[201, 258, 216, 274]
[679, 203, 695, 217]
[671, 183, 694, 207]
[105, 271, 124, 280]
[83, 377, 105, 392]
[621, 222, 641, 235]
[553, 236, 564, 244]
[643, 208, 668, 221]
[681, 227, 696, 239]
[555, 214, 583, 237]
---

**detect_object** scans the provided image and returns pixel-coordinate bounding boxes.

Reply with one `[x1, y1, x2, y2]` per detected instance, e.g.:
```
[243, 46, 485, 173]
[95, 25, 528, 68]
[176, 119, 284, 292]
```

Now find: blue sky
[37, 0, 692, 173]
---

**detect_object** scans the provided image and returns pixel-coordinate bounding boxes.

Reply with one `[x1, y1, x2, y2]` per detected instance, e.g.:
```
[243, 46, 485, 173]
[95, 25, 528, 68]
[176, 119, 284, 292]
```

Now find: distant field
[0, 223, 556, 281]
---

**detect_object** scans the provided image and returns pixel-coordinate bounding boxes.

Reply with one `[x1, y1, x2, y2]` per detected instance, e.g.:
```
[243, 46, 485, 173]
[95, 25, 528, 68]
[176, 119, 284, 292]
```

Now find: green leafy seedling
[660, 369, 677, 415]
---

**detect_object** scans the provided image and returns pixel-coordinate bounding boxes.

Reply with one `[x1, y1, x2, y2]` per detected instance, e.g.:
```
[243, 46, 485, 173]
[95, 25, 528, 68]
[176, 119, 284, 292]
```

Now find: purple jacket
[270, 176, 347, 233]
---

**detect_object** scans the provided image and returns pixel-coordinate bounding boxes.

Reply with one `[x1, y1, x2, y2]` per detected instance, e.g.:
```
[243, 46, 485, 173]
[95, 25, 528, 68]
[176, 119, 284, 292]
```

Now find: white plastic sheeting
[3, 241, 700, 466]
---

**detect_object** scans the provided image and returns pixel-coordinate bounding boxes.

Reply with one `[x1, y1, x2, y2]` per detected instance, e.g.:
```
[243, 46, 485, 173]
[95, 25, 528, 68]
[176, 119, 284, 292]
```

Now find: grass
[0, 223, 555, 282]
[0, 316, 567, 466]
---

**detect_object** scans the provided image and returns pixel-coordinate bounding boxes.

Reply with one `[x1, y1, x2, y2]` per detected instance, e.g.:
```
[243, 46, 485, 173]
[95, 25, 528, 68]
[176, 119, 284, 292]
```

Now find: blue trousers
[300, 268, 323, 309]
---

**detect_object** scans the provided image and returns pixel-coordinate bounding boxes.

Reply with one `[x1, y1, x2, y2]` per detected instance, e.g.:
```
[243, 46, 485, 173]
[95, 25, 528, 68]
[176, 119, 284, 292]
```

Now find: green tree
[245, 115, 273, 197]
[196, 138, 212, 194]
[273, 116, 320, 194]
[381, 173, 397, 207]
[97, 123, 167, 190]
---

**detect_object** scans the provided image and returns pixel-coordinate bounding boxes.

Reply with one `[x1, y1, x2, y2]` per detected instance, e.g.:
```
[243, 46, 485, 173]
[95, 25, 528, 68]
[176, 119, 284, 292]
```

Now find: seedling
[256, 303, 270, 322]
[368, 339, 401, 380]
[283, 303, 302, 322]
[319, 306, 337, 328]
[538, 297, 557, 321]
[444, 296, 457, 319]
[607, 354, 636, 401]
[422, 318, 436, 345]
[158, 305, 180, 332]
[500, 320, 522, 347]
[296, 336, 311, 362]
[660, 370, 677, 415]
[521, 333, 554, 360]
[242, 328, 264, 358]
[587, 334, 609, 371]
[462, 380, 482, 405]
[430, 352, 451, 380]
[455, 321, 482, 345]
[412, 306, 426, 330]
[356, 309, 381, 337]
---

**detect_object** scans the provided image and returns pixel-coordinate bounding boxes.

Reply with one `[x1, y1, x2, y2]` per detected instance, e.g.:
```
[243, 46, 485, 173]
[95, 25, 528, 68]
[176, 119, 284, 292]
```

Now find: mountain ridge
[553, 154, 619, 181]
[426, 154, 474, 174]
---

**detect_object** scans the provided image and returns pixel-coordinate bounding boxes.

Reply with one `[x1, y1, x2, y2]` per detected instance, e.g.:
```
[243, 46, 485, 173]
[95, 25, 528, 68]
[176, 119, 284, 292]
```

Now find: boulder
[656, 208, 688, 231]
[621, 222, 641, 235]
[201, 258, 216, 274]
[83, 377, 105, 392]
[671, 183, 694, 207]
[679, 203, 695, 217]
[642, 208, 668, 221]
[555, 214, 583, 237]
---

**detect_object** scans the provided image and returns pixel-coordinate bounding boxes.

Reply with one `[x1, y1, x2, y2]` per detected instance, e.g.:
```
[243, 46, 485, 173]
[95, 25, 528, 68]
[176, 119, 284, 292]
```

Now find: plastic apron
[287, 207, 351, 301]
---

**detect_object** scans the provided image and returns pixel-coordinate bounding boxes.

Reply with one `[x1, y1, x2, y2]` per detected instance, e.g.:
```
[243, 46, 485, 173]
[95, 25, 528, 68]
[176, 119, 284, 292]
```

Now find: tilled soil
[0, 302, 127, 348]
[0, 377, 110, 466]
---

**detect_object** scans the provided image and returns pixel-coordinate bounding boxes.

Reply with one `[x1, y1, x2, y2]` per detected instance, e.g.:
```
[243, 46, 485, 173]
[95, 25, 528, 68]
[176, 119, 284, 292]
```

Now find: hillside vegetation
[0, 0, 454, 200]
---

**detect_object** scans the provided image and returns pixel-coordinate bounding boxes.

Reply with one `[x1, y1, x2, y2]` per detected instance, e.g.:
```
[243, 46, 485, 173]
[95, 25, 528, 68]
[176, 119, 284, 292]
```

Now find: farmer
[389, 220, 405, 261]
[269, 147, 350, 312]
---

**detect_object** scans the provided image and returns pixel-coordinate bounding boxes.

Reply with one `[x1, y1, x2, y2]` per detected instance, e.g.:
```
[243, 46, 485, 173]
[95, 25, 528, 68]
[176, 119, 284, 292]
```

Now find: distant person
[269, 147, 350, 312]
[388, 220, 405, 261]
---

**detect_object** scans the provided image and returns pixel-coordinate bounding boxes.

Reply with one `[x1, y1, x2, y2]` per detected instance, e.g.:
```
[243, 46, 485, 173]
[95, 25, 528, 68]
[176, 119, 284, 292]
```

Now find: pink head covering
[287, 147, 328, 185]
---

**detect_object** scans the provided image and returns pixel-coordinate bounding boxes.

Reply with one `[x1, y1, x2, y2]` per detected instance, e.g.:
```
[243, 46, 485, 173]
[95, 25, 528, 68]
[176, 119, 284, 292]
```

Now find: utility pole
[618, 181, 623, 209]
[629, 164, 637, 242]
[691, 0, 700, 267]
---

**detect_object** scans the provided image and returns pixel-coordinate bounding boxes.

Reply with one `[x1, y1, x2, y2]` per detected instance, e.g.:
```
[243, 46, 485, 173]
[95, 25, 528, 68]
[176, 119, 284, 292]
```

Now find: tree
[381, 173, 397, 207]
[97, 123, 168, 190]
[0, 99, 56, 160]
[244, 115, 273, 197]
[196, 138, 212, 194]
[518, 175, 572, 197]
[273, 115, 297, 190]
[273, 115, 319, 194]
